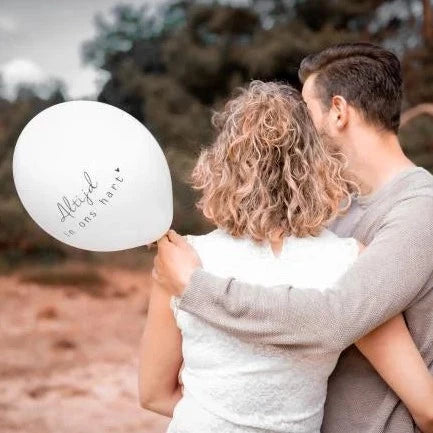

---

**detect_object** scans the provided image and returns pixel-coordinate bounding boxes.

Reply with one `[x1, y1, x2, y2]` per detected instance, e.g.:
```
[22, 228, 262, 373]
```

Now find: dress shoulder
[322, 234, 360, 278]
[183, 229, 233, 255]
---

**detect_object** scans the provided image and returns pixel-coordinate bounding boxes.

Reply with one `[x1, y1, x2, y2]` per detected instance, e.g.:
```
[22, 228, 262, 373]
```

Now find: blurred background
[0, 0, 432, 432]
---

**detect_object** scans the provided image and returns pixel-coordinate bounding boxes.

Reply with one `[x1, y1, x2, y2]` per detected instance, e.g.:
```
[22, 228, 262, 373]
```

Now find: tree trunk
[422, 0, 433, 46]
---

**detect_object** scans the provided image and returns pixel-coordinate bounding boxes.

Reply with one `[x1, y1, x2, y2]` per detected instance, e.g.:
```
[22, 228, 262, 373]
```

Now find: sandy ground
[0, 265, 171, 433]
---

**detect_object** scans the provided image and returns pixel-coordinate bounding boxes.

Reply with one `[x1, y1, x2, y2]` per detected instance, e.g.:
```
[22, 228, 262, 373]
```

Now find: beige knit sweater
[176, 166, 433, 433]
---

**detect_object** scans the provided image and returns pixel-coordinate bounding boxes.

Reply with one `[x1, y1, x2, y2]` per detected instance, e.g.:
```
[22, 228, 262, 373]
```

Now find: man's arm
[171, 196, 433, 352]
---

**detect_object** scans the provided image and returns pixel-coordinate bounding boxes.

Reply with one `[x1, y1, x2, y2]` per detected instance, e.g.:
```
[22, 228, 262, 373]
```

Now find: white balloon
[12, 100, 173, 252]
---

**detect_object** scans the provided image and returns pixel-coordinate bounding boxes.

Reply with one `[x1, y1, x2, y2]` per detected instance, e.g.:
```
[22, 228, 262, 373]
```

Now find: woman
[138, 81, 433, 433]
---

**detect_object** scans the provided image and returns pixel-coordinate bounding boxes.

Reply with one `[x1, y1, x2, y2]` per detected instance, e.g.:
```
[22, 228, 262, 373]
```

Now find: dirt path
[0, 266, 170, 433]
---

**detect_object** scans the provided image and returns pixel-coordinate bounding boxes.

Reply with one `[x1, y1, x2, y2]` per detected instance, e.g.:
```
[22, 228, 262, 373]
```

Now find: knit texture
[177, 166, 433, 433]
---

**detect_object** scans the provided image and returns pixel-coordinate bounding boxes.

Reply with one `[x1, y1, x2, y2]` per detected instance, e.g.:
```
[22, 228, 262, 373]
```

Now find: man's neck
[344, 128, 415, 196]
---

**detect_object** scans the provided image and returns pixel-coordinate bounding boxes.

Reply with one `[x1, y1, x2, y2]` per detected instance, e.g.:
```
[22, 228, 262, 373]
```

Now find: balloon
[12, 100, 173, 252]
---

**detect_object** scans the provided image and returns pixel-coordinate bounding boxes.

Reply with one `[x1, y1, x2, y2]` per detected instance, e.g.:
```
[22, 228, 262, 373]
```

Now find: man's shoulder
[382, 171, 433, 238]
[390, 168, 433, 215]
[366, 167, 433, 222]
[394, 167, 433, 200]
[335, 168, 433, 240]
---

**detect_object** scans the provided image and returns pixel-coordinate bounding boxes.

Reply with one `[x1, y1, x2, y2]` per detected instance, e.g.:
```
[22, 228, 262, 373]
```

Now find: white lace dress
[167, 228, 359, 433]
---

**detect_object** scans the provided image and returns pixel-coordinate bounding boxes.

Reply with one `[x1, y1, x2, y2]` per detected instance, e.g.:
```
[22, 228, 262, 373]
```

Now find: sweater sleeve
[175, 195, 433, 353]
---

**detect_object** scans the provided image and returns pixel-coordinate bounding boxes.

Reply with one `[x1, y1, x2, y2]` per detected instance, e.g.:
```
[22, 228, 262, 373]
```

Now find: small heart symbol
[115, 167, 120, 172]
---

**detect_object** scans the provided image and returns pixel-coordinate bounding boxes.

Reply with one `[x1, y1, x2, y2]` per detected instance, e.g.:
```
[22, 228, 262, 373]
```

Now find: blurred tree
[78, 0, 433, 236]
[0, 87, 74, 268]
[82, 4, 162, 70]
[402, 0, 433, 104]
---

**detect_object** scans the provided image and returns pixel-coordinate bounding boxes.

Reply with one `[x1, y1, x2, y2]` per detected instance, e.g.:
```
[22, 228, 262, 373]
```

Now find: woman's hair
[190, 80, 355, 242]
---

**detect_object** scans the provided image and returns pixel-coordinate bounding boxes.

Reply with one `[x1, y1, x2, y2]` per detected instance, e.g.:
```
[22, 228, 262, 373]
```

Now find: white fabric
[167, 228, 359, 433]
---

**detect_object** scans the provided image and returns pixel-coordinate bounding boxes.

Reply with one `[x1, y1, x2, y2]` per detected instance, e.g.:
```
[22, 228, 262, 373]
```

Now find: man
[152, 43, 433, 432]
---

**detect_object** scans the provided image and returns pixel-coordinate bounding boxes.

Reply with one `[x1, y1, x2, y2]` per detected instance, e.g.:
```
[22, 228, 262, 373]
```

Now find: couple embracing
[141, 42, 433, 433]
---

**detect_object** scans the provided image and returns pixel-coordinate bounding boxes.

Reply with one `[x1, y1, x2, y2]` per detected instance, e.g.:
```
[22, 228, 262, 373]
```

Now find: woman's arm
[356, 314, 433, 433]
[138, 279, 183, 417]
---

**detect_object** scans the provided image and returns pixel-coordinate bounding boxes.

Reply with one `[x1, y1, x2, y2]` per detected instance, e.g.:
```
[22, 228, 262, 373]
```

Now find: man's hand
[152, 229, 202, 296]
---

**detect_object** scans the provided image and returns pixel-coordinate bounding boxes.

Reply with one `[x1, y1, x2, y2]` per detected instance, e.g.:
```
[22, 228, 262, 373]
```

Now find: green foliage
[82, 4, 161, 70]
[84, 0, 405, 237]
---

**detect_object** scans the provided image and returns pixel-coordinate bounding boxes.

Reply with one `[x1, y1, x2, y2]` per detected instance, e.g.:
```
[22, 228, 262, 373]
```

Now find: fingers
[167, 229, 185, 246]
[157, 234, 167, 246]
[151, 266, 158, 281]
[153, 252, 160, 267]
[151, 254, 164, 285]
[157, 229, 185, 247]
[153, 230, 182, 286]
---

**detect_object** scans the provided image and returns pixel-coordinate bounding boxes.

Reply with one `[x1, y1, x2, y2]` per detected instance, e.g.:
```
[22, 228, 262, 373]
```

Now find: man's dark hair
[298, 42, 402, 133]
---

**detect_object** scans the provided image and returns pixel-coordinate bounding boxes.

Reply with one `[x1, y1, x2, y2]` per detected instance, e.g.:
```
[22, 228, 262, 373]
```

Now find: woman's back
[168, 228, 359, 433]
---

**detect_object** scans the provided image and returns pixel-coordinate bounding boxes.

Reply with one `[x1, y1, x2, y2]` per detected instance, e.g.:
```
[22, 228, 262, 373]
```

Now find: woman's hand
[152, 230, 202, 297]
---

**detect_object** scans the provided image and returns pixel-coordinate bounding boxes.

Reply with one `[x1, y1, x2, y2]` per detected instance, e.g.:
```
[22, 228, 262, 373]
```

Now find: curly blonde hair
[190, 80, 355, 243]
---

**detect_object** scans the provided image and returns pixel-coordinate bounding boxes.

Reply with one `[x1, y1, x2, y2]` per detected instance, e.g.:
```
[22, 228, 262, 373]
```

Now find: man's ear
[330, 95, 349, 130]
